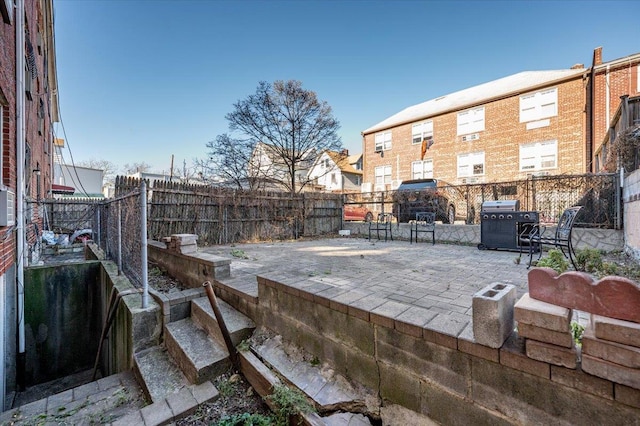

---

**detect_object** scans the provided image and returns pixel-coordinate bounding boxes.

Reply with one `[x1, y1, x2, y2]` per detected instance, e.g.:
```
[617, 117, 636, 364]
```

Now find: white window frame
[519, 140, 558, 171]
[374, 165, 392, 185]
[457, 151, 485, 178]
[412, 121, 433, 145]
[457, 106, 485, 136]
[374, 131, 392, 152]
[411, 159, 433, 179]
[520, 87, 558, 123]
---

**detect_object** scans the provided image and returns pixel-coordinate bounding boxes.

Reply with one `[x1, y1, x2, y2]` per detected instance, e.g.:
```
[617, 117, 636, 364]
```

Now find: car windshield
[397, 180, 437, 191]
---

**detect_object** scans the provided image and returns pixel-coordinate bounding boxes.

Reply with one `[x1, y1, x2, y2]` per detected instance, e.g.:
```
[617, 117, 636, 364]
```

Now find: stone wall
[342, 222, 624, 252]
[254, 274, 640, 424]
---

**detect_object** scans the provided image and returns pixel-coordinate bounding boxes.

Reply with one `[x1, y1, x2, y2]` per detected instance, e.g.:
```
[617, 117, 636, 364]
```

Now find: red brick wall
[363, 76, 586, 188]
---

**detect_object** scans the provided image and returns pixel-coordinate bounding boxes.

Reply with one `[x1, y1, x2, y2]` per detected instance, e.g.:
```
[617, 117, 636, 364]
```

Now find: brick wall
[363, 76, 586, 188]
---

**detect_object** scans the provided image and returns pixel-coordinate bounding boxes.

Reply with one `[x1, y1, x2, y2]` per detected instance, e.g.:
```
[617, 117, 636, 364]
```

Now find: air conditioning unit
[0, 189, 15, 226]
[361, 182, 373, 193]
[374, 184, 385, 192]
[461, 133, 479, 142]
[390, 180, 401, 190]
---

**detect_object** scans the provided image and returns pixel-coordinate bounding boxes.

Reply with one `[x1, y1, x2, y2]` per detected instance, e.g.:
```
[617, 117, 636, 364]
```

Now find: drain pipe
[140, 180, 148, 308]
[15, 0, 26, 390]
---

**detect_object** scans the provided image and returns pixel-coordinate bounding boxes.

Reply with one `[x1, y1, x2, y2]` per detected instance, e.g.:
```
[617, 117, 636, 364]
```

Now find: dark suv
[392, 179, 457, 223]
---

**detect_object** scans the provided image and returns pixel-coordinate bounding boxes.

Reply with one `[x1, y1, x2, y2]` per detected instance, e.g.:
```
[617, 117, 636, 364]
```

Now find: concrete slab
[134, 345, 189, 403]
[191, 296, 255, 346]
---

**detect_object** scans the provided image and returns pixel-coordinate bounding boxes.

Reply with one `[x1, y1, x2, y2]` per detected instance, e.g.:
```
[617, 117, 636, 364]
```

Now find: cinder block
[526, 339, 577, 369]
[472, 283, 517, 349]
[514, 293, 571, 332]
[592, 314, 640, 348]
[518, 322, 573, 348]
[582, 327, 640, 368]
[582, 354, 640, 390]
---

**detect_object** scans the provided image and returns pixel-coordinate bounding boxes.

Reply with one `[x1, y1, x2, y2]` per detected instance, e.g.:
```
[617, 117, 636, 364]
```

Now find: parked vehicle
[392, 179, 457, 224]
[344, 204, 374, 222]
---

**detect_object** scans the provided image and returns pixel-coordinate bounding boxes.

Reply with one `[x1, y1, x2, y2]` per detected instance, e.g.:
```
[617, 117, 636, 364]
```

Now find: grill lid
[481, 200, 520, 212]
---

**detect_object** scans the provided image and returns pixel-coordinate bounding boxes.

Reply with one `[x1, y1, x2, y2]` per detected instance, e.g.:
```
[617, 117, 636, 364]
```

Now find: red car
[344, 204, 373, 222]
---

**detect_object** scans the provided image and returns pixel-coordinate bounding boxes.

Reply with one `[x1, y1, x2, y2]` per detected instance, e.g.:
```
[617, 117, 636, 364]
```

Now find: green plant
[217, 412, 274, 426]
[231, 249, 249, 259]
[266, 384, 315, 426]
[570, 321, 585, 347]
[217, 378, 235, 398]
[598, 261, 619, 278]
[575, 248, 604, 272]
[309, 356, 320, 367]
[535, 249, 569, 273]
[237, 339, 251, 352]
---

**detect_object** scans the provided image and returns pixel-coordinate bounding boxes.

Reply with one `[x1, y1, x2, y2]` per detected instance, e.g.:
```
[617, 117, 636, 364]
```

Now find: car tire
[364, 212, 373, 222]
[447, 205, 455, 224]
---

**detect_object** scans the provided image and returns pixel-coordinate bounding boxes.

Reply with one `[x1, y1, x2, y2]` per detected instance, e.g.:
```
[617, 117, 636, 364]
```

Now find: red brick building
[361, 48, 640, 191]
[1, 0, 58, 410]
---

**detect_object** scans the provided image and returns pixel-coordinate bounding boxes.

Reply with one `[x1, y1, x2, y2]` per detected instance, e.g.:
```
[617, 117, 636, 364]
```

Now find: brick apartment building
[361, 47, 640, 191]
[0, 0, 58, 410]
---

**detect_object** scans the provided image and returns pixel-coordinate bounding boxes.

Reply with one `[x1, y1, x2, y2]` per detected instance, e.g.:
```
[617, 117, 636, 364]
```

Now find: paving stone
[140, 399, 174, 425]
[525, 339, 577, 369]
[97, 373, 123, 391]
[112, 410, 144, 426]
[370, 300, 411, 329]
[514, 293, 571, 332]
[582, 354, 640, 390]
[394, 306, 437, 338]
[46, 388, 74, 412]
[166, 388, 198, 419]
[550, 365, 613, 400]
[528, 268, 640, 323]
[592, 314, 640, 347]
[517, 322, 573, 348]
[72, 380, 100, 400]
[582, 327, 640, 368]
[499, 333, 550, 379]
[190, 381, 219, 405]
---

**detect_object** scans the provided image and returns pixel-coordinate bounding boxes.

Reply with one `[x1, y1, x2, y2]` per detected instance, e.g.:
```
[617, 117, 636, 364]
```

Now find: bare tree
[221, 80, 342, 193]
[122, 161, 152, 175]
[77, 158, 117, 183]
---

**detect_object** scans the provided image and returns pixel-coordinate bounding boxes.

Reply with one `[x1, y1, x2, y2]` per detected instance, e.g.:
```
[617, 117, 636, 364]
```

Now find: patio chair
[519, 206, 582, 270]
[410, 212, 435, 245]
[369, 213, 393, 242]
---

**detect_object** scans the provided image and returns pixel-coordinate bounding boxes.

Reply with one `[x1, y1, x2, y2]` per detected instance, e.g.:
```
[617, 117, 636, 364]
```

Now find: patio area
[201, 237, 533, 338]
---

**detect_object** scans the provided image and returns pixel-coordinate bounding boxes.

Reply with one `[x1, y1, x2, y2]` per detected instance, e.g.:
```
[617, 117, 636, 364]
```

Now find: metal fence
[344, 173, 622, 229]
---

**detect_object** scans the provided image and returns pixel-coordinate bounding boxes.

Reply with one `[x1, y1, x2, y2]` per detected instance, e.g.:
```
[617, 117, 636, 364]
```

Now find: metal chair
[519, 206, 582, 270]
[410, 212, 435, 245]
[368, 213, 393, 242]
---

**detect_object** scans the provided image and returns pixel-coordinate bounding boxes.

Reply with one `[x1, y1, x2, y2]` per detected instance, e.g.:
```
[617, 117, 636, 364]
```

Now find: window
[520, 140, 557, 171]
[411, 159, 433, 179]
[412, 121, 433, 144]
[520, 88, 557, 123]
[374, 131, 392, 151]
[457, 151, 485, 177]
[374, 165, 392, 185]
[457, 107, 485, 135]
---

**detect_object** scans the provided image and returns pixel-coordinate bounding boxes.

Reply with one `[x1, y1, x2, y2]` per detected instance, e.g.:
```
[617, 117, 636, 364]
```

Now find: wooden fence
[142, 179, 343, 245]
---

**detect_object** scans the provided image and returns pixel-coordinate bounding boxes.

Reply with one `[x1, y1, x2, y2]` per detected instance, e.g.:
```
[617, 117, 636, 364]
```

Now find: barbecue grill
[478, 201, 538, 251]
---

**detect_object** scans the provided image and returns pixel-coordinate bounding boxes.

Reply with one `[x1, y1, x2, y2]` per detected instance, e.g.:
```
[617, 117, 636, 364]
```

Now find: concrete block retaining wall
[342, 222, 624, 253]
[254, 274, 640, 424]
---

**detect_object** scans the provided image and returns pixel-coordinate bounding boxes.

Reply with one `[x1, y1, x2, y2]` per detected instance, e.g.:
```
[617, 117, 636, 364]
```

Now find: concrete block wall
[254, 273, 640, 424]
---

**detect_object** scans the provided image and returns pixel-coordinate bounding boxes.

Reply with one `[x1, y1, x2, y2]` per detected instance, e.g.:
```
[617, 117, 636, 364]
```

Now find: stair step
[191, 296, 255, 346]
[165, 318, 231, 384]
[134, 346, 189, 403]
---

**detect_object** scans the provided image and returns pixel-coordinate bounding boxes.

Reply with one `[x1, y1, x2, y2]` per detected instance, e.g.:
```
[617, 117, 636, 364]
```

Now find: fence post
[97, 207, 101, 247]
[117, 202, 122, 275]
[140, 181, 149, 309]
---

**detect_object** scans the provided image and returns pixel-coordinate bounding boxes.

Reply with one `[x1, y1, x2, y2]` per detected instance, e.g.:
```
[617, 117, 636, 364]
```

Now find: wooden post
[203, 281, 238, 367]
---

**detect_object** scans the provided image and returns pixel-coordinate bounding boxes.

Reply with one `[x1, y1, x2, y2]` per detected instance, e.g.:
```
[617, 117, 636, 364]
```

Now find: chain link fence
[344, 173, 622, 229]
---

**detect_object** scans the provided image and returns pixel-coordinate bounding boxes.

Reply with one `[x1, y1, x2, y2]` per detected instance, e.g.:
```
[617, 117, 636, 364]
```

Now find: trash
[56, 234, 69, 246]
[42, 230, 56, 245]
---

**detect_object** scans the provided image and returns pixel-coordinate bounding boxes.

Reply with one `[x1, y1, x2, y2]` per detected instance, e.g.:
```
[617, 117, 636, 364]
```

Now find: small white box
[338, 230, 351, 236]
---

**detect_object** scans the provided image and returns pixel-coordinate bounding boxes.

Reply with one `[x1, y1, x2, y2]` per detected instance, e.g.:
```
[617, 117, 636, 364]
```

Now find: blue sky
[53, 0, 640, 175]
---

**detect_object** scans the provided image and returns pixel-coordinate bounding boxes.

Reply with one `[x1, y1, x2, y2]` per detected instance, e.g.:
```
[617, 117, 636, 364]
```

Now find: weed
[534, 249, 569, 273]
[217, 412, 274, 426]
[231, 249, 249, 259]
[309, 356, 320, 367]
[237, 339, 251, 352]
[570, 321, 585, 347]
[266, 384, 315, 426]
[149, 266, 164, 276]
[575, 248, 604, 273]
[217, 378, 235, 398]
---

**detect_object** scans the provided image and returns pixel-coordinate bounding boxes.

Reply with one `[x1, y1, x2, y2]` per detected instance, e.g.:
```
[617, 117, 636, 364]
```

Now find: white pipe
[16, 0, 26, 356]
[140, 181, 148, 308]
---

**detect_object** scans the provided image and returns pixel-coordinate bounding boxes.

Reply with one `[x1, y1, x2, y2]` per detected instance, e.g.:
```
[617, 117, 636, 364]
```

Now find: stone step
[165, 318, 231, 384]
[191, 296, 256, 347]
[250, 332, 374, 416]
[134, 345, 190, 403]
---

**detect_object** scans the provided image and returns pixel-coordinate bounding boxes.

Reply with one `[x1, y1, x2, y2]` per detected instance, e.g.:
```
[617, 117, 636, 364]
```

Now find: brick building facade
[1, 0, 58, 411]
[361, 48, 640, 191]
